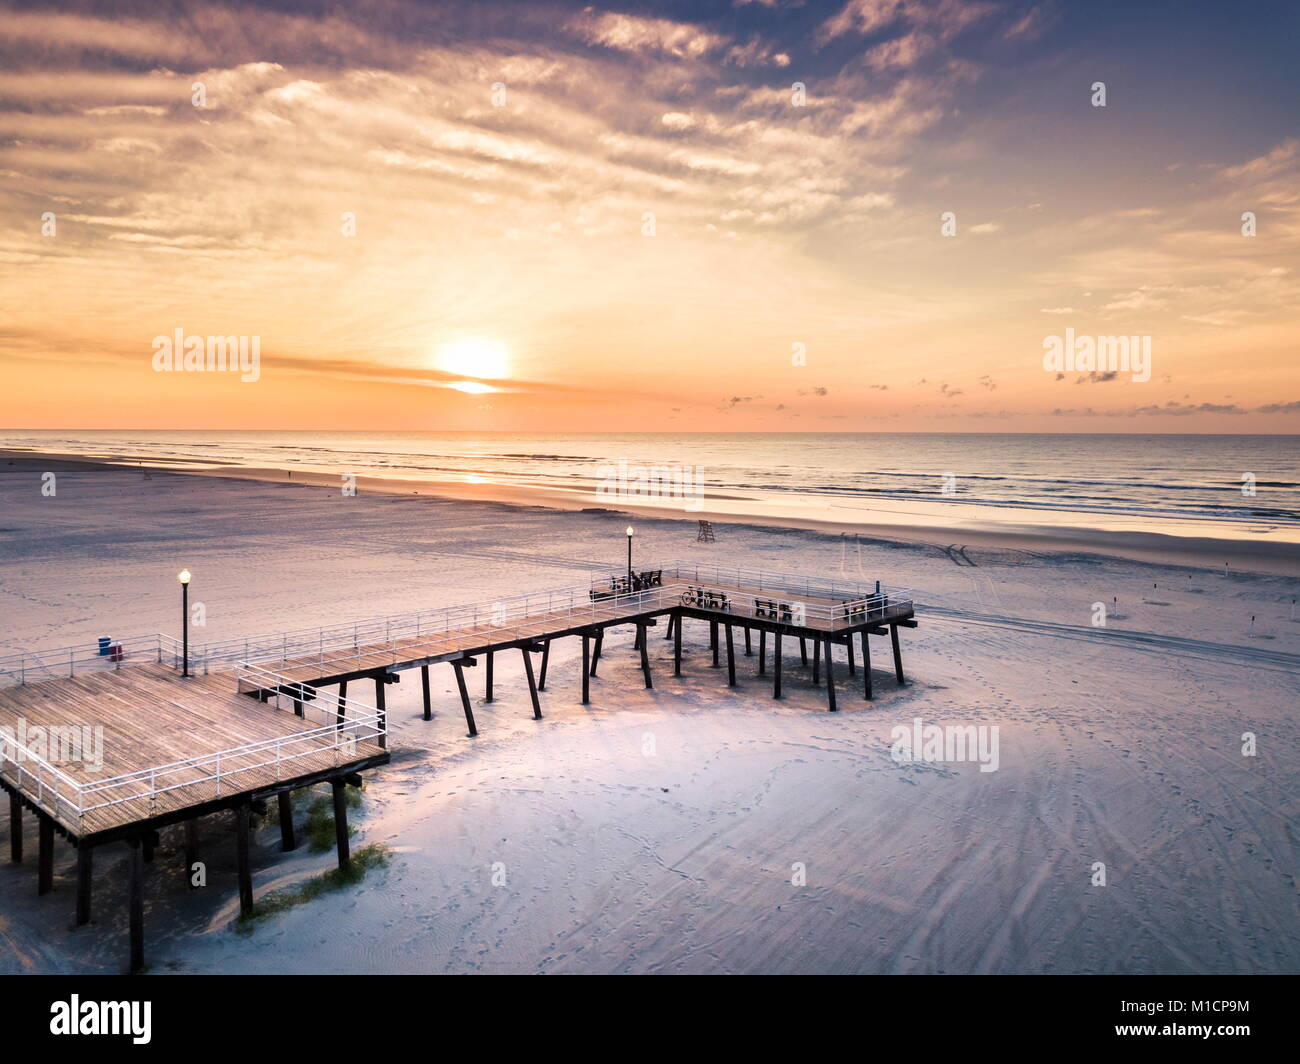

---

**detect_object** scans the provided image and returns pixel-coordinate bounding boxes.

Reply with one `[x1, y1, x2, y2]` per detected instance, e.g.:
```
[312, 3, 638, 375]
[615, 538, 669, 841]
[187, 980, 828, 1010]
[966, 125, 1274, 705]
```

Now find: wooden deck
[0, 664, 385, 838]
[0, 562, 916, 972]
[256, 575, 912, 687]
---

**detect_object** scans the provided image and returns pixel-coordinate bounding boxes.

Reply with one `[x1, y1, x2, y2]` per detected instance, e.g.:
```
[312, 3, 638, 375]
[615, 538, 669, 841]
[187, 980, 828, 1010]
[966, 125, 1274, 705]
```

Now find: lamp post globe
[178, 569, 192, 677]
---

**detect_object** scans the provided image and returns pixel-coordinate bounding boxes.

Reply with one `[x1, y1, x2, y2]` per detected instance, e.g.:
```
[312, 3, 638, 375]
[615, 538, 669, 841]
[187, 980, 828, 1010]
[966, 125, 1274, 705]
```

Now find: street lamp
[178, 569, 191, 677]
[625, 526, 634, 590]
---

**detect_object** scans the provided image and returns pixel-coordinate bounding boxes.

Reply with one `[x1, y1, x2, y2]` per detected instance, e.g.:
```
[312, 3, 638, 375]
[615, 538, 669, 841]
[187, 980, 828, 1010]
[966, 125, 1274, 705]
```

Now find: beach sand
[0, 459, 1296, 973]
[4, 446, 1297, 574]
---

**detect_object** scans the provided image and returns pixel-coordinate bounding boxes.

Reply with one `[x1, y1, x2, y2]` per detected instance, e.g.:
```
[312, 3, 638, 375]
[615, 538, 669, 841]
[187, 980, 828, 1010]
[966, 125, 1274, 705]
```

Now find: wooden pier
[0, 562, 916, 972]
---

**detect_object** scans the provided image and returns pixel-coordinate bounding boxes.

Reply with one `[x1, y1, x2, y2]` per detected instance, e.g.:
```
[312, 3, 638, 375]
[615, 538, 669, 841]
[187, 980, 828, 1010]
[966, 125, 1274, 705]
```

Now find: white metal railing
[0, 633, 167, 687]
[234, 661, 383, 731]
[610, 564, 911, 625]
[181, 578, 613, 672]
[0, 729, 86, 826]
[0, 561, 911, 828]
[651, 562, 891, 603]
[207, 563, 912, 677]
[0, 563, 913, 686]
[0, 661, 385, 830]
[227, 582, 682, 677]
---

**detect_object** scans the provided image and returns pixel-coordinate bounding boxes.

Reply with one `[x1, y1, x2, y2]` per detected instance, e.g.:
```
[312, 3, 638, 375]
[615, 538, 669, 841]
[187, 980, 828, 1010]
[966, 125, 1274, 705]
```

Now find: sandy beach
[0, 457, 1295, 974]
[4, 446, 1298, 575]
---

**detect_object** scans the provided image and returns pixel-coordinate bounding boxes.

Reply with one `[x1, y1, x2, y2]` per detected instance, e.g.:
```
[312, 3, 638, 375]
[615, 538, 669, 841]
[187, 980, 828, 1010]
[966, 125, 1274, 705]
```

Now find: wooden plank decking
[0, 563, 916, 973]
[0, 663, 385, 837]
[255, 575, 912, 686]
[0, 570, 913, 838]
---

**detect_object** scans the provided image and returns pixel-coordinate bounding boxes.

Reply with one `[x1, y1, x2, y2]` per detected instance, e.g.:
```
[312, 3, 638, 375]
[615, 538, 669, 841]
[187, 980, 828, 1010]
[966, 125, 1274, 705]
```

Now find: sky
[1, 0, 1297, 432]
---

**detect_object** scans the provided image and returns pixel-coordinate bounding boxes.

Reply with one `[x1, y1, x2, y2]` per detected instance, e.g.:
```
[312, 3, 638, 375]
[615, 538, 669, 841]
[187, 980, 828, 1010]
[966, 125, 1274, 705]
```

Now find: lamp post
[178, 569, 191, 677]
[625, 526, 634, 591]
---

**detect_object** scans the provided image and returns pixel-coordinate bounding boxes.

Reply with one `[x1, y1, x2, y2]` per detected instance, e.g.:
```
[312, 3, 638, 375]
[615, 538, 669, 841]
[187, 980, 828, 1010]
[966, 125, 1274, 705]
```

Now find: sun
[435, 338, 510, 383]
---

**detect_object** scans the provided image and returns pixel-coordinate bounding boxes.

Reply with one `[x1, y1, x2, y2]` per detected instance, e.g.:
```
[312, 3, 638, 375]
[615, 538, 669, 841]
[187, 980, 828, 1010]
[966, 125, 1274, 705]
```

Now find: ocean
[2, 430, 1296, 526]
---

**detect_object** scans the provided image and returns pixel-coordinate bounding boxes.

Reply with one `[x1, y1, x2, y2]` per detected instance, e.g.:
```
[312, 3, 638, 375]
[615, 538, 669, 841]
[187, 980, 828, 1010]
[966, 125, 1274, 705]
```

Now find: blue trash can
[98, 637, 112, 657]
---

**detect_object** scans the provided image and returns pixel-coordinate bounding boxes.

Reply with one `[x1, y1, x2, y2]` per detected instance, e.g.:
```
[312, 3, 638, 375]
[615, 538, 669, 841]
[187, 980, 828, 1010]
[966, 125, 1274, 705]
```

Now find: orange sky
[2, 0, 1297, 432]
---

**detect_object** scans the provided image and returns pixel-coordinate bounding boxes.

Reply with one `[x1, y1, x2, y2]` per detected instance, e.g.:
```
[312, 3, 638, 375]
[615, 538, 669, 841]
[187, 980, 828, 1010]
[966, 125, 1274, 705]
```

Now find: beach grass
[235, 843, 391, 933]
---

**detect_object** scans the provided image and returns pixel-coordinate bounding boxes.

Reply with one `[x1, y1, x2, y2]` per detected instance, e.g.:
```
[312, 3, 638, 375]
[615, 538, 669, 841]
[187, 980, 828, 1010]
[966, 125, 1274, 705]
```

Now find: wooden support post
[521, 647, 542, 720]
[799, 636, 808, 666]
[638, 623, 653, 689]
[710, 620, 719, 667]
[452, 662, 477, 737]
[823, 636, 837, 712]
[725, 624, 736, 686]
[862, 630, 873, 700]
[337, 679, 348, 732]
[278, 792, 296, 851]
[673, 614, 682, 676]
[421, 664, 432, 721]
[331, 779, 350, 870]
[811, 635, 820, 685]
[590, 631, 603, 676]
[75, 845, 93, 926]
[538, 639, 550, 691]
[184, 819, 199, 887]
[485, 650, 495, 703]
[8, 789, 20, 863]
[235, 802, 253, 917]
[744, 626, 752, 656]
[664, 615, 674, 640]
[128, 836, 144, 975]
[846, 634, 855, 675]
[292, 698, 303, 718]
[890, 624, 905, 684]
[772, 631, 782, 699]
[374, 674, 387, 750]
[581, 634, 591, 704]
[142, 833, 155, 864]
[37, 814, 53, 895]
[758, 629, 766, 675]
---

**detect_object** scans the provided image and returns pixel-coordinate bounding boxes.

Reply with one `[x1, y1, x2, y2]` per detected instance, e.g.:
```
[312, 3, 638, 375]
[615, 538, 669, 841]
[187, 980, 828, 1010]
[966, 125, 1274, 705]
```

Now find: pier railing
[1, 662, 385, 830]
[202, 564, 911, 678]
[0, 564, 913, 686]
[614, 564, 911, 627]
[221, 582, 682, 676]
[0, 633, 169, 687]
[234, 661, 386, 733]
[0, 729, 87, 828]
[634, 563, 889, 604]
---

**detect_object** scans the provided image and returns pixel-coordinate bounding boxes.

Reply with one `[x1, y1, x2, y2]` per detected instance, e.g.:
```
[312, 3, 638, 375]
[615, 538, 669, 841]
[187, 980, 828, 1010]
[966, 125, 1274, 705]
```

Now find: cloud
[1050, 401, 1253, 417]
[1219, 137, 1298, 182]
[1103, 287, 1167, 311]
[819, 0, 998, 51]
[3, 1, 1294, 430]
[569, 11, 726, 60]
